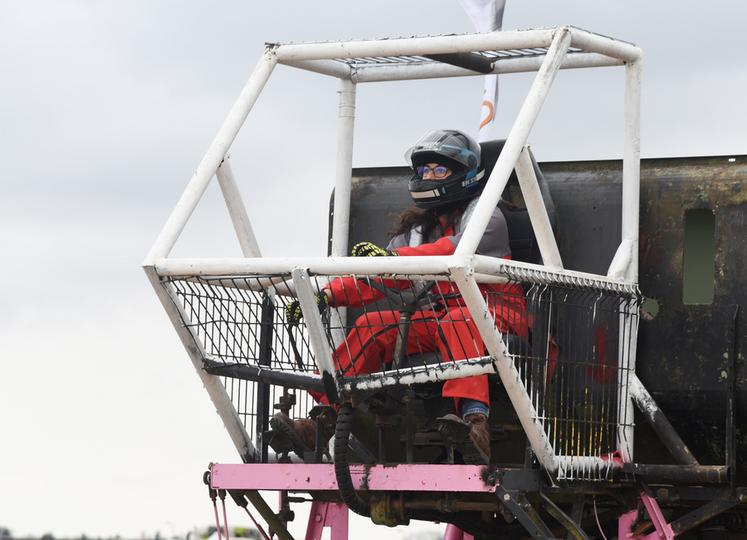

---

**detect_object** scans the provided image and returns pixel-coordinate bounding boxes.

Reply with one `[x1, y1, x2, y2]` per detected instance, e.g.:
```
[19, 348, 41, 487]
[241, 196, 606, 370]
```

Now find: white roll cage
[144, 26, 644, 478]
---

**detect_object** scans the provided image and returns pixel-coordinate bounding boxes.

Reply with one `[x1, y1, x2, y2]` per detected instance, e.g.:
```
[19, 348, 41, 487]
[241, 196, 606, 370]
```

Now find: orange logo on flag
[480, 99, 495, 129]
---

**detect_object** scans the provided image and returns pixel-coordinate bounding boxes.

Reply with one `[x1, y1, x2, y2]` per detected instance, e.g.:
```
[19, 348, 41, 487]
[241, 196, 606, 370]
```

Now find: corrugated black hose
[334, 402, 370, 517]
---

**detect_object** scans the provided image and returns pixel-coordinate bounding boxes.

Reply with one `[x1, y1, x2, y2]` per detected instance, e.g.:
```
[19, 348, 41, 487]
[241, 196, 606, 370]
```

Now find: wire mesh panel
[327, 44, 586, 69]
[162, 275, 319, 450]
[313, 272, 639, 480]
[162, 271, 639, 477]
[166, 275, 316, 371]
[517, 281, 641, 480]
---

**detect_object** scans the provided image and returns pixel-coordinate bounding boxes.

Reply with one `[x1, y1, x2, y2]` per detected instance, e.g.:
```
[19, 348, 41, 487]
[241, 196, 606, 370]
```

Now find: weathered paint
[210, 463, 498, 493]
[349, 154, 747, 479]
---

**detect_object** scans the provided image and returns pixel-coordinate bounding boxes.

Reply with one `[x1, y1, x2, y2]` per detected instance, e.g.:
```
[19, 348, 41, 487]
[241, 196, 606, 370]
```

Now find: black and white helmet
[405, 129, 485, 209]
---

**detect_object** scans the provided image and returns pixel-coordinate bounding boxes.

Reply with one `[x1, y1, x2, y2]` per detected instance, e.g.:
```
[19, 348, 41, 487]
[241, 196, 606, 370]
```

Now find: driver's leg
[438, 305, 490, 406]
[333, 309, 440, 378]
[438, 305, 491, 463]
[333, 310, 401, 378]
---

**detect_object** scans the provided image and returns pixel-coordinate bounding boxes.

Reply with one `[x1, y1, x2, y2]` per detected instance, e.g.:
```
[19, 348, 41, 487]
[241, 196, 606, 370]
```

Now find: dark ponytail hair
[390, 199, 471, 240]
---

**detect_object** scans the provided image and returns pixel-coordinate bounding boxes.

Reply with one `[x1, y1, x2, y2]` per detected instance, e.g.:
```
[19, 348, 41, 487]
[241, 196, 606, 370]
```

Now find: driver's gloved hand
[285, 292, 328, 326]
[351, 241, 398, 257]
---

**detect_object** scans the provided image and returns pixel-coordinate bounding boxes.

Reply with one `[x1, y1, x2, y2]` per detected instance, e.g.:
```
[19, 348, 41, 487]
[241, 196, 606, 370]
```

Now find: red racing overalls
[320, 210, 529, 408]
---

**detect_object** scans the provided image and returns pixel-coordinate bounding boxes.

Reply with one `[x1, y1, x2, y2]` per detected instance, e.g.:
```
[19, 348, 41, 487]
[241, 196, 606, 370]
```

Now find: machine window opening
[683, 208, 715, 305]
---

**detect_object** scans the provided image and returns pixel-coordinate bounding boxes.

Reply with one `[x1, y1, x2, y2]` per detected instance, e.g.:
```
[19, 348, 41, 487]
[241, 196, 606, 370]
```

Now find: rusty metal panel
[347, 154, 747, 478]
[539, 156, 746, 474]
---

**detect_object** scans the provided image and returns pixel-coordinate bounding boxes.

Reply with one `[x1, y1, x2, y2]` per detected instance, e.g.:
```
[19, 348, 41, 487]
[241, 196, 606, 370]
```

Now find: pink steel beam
[618, 509, 638, 540]
[640, 492, 676, 540]
[443, 524, 475, 540]
[305, 502, 349, 540]
[211, 463, 497, 493]
[618, 493, 676, 540]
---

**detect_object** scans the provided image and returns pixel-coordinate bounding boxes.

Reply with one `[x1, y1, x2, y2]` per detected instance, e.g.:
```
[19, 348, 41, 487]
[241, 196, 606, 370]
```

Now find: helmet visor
[405, 130, 481, 172]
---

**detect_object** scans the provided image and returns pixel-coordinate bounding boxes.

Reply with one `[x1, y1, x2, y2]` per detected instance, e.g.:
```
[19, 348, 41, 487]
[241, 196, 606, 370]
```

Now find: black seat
[478, 140, 556, 264]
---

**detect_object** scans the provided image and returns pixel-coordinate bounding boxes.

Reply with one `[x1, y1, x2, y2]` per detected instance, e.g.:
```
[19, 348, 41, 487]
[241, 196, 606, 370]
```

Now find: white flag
[457, 0, 506, 141]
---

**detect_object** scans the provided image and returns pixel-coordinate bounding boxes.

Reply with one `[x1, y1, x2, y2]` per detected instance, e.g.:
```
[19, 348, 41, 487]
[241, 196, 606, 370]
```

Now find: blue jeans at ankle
[460, 398, 489, 420]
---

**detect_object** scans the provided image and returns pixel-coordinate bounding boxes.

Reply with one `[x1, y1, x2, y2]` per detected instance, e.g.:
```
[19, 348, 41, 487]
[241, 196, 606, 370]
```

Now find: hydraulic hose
[334, 402, 370, 517]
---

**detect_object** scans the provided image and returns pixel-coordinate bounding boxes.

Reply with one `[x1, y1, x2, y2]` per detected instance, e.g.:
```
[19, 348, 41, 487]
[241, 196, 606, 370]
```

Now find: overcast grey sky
[1, 1, 745, 538]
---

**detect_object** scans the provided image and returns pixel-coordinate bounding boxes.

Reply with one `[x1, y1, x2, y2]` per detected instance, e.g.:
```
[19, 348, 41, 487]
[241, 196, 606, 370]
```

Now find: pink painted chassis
[210, 463, 489, 539]
[211, 463, 497, 493]
[210, 463, 682, 540]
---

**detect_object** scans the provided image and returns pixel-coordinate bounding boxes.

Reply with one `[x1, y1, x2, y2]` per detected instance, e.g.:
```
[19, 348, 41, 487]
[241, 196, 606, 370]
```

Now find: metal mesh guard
[164, 272, 640, 478]
[332, 46, 584, 70]
[164, 275, 318, 442]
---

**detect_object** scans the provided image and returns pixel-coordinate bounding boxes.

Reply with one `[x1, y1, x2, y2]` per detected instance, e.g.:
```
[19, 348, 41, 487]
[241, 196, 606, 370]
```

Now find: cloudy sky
[1, 1, 745, 538]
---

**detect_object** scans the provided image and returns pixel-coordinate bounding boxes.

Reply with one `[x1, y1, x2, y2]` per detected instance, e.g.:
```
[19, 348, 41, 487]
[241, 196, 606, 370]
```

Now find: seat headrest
[478, 139, 520, 187]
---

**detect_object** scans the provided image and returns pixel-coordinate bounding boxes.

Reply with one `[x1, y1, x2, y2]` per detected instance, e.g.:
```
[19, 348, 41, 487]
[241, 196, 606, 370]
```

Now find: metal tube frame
[330, 79, 356, 258]
[291, 267, 337, 396]
[455, 27, 573, 257]
[154, 255, 633, 290]
[514, 146, 563, 269]
[613, 59, 642, 462]
[341, 356, 496, 392]
[145, 26, 647, 476]
[625, 63, 642, 454]
[216, 156, 262, 257]
[629, 374, 699, 466]
[273, 29, 556, 62]
[350, 52, 622, 83]
[329, 79, 357, 344]
[449, 263, 558, 471]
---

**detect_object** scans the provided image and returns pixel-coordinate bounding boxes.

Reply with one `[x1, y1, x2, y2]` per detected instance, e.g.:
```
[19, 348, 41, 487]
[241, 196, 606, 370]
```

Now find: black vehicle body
[327, 150, 747, 537]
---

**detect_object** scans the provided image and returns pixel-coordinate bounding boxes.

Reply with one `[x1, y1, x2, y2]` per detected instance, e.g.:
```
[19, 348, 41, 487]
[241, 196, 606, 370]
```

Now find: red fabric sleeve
[325, 276, 382, 307]
[392, 236, 456, 257]
[325, 276, 414, 307]
[326, 232, 455, 306]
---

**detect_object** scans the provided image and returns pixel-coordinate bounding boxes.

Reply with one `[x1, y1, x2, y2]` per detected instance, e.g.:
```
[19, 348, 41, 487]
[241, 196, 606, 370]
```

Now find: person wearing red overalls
[274, 130, 527, 464]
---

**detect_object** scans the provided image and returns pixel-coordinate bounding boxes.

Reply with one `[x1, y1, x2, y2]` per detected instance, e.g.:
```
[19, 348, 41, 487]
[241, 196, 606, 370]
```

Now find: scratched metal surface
[345, 154, 747, 477]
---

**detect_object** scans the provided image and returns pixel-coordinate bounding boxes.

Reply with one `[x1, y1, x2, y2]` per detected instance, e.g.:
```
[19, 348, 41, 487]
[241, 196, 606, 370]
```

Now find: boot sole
[269, 416, 310, 458]
[436, 414, 489, 465]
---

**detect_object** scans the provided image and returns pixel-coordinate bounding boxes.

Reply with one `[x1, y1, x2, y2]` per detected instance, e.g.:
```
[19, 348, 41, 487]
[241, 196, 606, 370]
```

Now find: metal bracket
[541, 493, 589, 540]
[670, 499, 738, 537]
[618, 491, 738, 540]
[305, 501, 349, 540]
[640, 492, 675, 540]
[496, 485, 557, 539]
[423, 52, 495, 73]
[567, 499, 585, 540]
